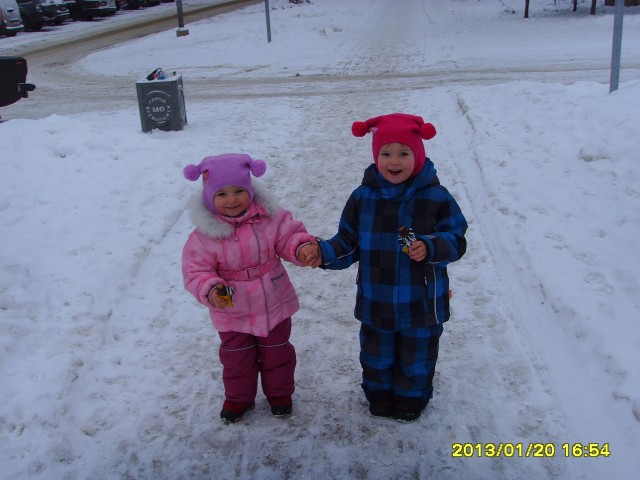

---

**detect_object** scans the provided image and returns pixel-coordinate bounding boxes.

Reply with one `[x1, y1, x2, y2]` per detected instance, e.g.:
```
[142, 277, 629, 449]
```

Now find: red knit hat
[352, 113, 437, 176]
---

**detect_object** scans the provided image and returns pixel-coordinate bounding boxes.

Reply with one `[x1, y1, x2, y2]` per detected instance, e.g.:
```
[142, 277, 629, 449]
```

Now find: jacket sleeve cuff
[417, 235, 435, 262]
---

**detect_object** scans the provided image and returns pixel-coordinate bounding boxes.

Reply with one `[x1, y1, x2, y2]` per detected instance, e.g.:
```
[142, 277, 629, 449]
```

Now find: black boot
[267, 396, 293, 417]
[393, 395, 428, 422]
[367, 390, 393, 418]
[220, 400, 255, 423]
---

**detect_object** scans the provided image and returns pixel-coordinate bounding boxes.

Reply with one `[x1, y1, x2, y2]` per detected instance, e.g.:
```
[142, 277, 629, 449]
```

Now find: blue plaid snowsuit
[318, 160, 467, 404]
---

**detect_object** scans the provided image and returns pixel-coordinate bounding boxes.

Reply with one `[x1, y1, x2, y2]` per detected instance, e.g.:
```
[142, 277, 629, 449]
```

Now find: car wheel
[20, 14, 31, 31]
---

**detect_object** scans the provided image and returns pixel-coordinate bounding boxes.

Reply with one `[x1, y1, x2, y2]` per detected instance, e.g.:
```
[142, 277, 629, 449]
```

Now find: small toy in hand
[216, 285, 234, 307]
[398, 226, 416, 254]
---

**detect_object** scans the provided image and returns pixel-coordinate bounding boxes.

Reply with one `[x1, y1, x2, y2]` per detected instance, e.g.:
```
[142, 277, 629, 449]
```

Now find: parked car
[60, 0, 74, 15]
[66, 0, 110, 20]
[0, 56, 35, 111]
[39, 0, 70, 25]
[125, 0, 159, 9]
[0, 0, 24, 36]
[103, 0, 115, 15]
[16, 0, 44, 31]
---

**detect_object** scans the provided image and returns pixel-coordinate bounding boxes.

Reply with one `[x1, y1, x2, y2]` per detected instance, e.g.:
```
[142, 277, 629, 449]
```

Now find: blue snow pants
[359, 323, 444, 404]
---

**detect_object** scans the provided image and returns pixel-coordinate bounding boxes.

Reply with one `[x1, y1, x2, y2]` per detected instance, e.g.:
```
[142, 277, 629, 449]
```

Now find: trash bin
[136, 73, 187, 133]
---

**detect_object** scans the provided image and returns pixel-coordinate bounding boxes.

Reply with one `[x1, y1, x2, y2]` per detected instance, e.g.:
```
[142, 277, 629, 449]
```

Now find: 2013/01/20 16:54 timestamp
[451, 442, 611, 458]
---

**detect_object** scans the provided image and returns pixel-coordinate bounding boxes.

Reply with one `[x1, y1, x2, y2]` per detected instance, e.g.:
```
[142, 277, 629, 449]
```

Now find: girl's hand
[408, 240, 428, 262]
[208, 285, 231, 308]
[298, 241, 322, 268]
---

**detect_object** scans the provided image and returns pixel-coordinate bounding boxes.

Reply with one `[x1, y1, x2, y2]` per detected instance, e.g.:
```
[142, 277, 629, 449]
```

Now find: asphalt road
[0, 0, 260, 120]
[1, 1, 638, 121]
[8, 0, 261, 58]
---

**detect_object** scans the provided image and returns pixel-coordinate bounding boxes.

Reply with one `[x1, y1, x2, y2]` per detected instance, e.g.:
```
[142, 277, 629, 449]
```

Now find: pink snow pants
[218, 318, 296, 403]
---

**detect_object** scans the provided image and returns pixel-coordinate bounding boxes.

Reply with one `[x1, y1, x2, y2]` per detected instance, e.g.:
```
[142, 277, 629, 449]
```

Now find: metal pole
[176, 0, 189, 37]
[609, 0, 624, 93]
[265, 0, 272, 43]
[177, 0, 184, 28]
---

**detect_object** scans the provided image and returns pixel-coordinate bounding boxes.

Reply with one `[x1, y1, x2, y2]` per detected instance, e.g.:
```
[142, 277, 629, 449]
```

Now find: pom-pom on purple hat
[352, 113, 437, 177]
[183, 153, 267, 213]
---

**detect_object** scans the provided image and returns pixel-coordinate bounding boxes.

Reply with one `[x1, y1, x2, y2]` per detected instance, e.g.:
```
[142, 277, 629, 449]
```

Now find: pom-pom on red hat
[352, 113, 436, 176]
[183, 153, 266, 213]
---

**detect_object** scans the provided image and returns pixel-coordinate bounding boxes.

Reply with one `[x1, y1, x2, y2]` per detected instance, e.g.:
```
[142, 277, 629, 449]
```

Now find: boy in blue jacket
[315, 113, 467, 421]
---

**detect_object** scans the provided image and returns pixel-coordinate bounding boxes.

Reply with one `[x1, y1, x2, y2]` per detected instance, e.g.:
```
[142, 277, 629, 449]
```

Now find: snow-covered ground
[1, 0, 639, 478]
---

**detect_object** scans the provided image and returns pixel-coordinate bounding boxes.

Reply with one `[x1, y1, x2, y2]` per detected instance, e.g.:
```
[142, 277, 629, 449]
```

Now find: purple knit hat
[183, 153, 267, 213]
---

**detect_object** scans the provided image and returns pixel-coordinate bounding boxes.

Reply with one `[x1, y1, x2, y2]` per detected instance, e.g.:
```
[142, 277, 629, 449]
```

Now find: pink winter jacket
[182, 181, 315, 337]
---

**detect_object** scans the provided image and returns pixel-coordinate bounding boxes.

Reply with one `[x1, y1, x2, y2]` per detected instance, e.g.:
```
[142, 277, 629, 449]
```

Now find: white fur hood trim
[188, 180, 281, 239]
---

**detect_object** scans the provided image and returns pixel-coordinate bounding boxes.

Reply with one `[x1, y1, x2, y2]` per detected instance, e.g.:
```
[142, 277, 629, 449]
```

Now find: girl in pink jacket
[182, 154, 318, 423]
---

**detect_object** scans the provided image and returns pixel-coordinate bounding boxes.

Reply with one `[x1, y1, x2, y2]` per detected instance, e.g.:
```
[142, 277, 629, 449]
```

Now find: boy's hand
[298, 241, 322, 268]
[408, 240, 428, 262]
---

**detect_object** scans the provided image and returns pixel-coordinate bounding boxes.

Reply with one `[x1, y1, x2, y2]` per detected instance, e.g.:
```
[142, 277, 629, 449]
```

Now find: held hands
[208, 240, 321, 309]
[298, 238, 426, 265]
[298, 239, 322, 268]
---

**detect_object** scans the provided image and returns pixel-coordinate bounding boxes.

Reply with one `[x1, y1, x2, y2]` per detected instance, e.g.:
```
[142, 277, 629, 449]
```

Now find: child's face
[213, 186, 251, 217]
[376, 143, 415, 184]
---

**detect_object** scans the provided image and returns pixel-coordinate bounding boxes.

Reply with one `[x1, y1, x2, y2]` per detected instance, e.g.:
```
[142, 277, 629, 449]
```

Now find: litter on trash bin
[145, 68, 178, 81]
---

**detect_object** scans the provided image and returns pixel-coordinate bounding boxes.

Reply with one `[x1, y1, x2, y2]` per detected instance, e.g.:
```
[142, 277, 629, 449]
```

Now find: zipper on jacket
[428, 264, 439, 324]
[251, 222, 272, 329]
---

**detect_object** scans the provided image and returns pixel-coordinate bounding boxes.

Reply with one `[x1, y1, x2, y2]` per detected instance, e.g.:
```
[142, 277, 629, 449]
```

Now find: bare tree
[526, 0, 600, 18]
